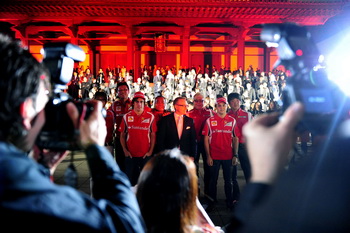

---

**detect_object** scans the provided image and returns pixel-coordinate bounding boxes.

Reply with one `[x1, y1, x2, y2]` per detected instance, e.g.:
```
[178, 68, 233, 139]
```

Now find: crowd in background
[68, 64, 287, 117]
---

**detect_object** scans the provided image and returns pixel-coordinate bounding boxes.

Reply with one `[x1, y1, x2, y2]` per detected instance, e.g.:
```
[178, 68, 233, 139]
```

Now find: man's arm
[144, 131, 156, 158]
[232, 136, 239, 166]
[66, 101, 145, 232]
[189, 118, 197, 158]
[228, 102, 304, 232]
[203, 135, 213, 166]
[120, 131, 132, 158]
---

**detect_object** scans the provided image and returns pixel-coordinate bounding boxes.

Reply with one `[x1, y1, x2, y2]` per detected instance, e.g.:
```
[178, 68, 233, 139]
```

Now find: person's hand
[207, 156, 213, 166]
[243, 102, 304, 184]
[232, 156, 238, 166]
[66, 100, 106, 149]
[31, 145, 68, 176]
[124, 149, 132, 158]
[143, 151, 152, 159]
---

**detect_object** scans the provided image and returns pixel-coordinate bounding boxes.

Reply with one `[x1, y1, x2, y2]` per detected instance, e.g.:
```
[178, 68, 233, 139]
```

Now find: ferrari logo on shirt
[211, 121, 217, 126]
[116, 106, 121, 111]
[128, 116, 134, 122]
[225, 122, 233, 127]
[142, 118, 150, 123]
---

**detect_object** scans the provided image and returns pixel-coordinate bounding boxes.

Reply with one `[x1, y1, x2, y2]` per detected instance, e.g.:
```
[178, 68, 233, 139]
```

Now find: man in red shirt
[119, 91, 157, 186]
[202, 97, 239, 210]
[151, 95, 171, 128]
[110, 82, 132, 171]
[188, 92, 213, 196]
[227, 92, 252, 183]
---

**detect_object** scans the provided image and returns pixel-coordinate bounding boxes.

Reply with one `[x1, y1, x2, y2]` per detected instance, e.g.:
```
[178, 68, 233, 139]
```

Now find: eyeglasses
[194, 99, 204, 103]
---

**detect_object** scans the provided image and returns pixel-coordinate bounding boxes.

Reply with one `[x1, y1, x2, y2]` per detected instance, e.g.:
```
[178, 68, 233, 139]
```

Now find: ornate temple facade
[0, 0, 347, 77]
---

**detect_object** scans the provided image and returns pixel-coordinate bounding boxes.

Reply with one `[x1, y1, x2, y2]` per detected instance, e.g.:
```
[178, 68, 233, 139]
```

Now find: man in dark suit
[156, 97, 197, 158]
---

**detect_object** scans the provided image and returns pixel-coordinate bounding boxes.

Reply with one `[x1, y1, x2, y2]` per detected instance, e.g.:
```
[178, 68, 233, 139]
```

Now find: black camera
[260, 23, 346, 135]
[36, 42, 92, 151]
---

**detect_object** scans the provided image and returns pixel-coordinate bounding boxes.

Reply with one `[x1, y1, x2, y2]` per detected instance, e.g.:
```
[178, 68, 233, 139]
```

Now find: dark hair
[173, 96, 186, 106]
[136, 149, 198, 233]
[0, 34, 49, 141]
[94, 91, 107, 102]
[254, 101, 262, 111]
[116, 82, 129, 90]
[228, 92, 242, 102]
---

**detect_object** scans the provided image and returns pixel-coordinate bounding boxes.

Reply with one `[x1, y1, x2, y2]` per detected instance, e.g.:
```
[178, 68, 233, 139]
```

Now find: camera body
[261, 23, 345, 134]
[36, 42, 91, 151]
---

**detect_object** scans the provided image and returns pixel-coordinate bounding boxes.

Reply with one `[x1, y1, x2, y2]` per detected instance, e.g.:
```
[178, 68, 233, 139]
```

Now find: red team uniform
[202, 114, 236, 160]
[119, 110, 157, 157]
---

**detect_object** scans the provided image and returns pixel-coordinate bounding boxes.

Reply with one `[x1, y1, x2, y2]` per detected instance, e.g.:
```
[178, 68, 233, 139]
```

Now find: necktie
[177, 115, 183, 139]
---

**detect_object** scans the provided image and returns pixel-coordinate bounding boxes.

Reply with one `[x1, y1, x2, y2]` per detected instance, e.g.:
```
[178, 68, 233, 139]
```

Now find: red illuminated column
[182, 25, 190, 68]
[126, 26, 134, 75]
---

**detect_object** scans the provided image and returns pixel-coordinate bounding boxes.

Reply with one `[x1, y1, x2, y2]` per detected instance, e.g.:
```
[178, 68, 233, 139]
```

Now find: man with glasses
[188, 92, 214, 196]
[110, 82, 132, 171]
[119, 92, 156, 186]
[156, 97, 197, 159]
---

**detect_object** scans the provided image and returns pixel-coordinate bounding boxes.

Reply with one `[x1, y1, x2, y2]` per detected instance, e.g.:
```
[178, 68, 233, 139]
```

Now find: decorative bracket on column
[155, 33, 166, 52]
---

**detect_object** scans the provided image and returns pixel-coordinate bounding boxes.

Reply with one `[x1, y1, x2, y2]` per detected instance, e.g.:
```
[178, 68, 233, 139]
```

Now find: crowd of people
[66, 61, 287, 228]
[68, 63, 286, 118]
[3, 32, 350, 233]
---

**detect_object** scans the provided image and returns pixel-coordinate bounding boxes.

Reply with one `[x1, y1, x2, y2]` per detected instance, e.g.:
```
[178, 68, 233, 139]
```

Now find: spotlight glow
[325, 32, 350, 96]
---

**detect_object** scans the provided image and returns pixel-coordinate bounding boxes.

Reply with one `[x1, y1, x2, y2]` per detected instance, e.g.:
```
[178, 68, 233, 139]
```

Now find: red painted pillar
[182, 25, 190, 68]
[126, 26, 134, 77]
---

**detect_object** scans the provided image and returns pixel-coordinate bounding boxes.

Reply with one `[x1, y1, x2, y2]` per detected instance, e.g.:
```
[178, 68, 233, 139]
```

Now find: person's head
[173, 97, 188, 115]
[94, 91, 107, 108]
[136, 148, 198, 233]
[269, 101, 278, 111]
[215, 97, 228, 116]
[193, 92, 205, 110]
[154, 96, 165, 112]
[246, 82, 252, 89]
[132, 91, 145, 114]
[254, 101, 262, 111]
[116, 82, 129, 100]
[228, 92, 242, 111]
[0, 34, 51, 151]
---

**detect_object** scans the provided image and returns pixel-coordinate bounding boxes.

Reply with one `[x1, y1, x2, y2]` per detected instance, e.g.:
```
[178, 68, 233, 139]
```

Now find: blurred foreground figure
[227, 102, 350, 233]
[136, 148, 223, 233]
[0, 34, 145, 232]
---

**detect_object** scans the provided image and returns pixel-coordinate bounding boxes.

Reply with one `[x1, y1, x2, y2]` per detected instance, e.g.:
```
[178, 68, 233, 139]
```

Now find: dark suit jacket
[156, 113, 197, 157]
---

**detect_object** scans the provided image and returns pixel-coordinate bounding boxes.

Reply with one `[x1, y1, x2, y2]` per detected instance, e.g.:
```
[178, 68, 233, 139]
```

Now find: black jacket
[156, 112, 197, 157]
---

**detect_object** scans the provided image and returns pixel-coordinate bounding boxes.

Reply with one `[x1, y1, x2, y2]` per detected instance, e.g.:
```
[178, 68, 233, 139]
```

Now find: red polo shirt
[110, 98, 132, 137]
[119, 110, 157, 157]
[188, 108, 213, 142]
[202, 114, 236, 160]
[227, 108, 252, 143]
